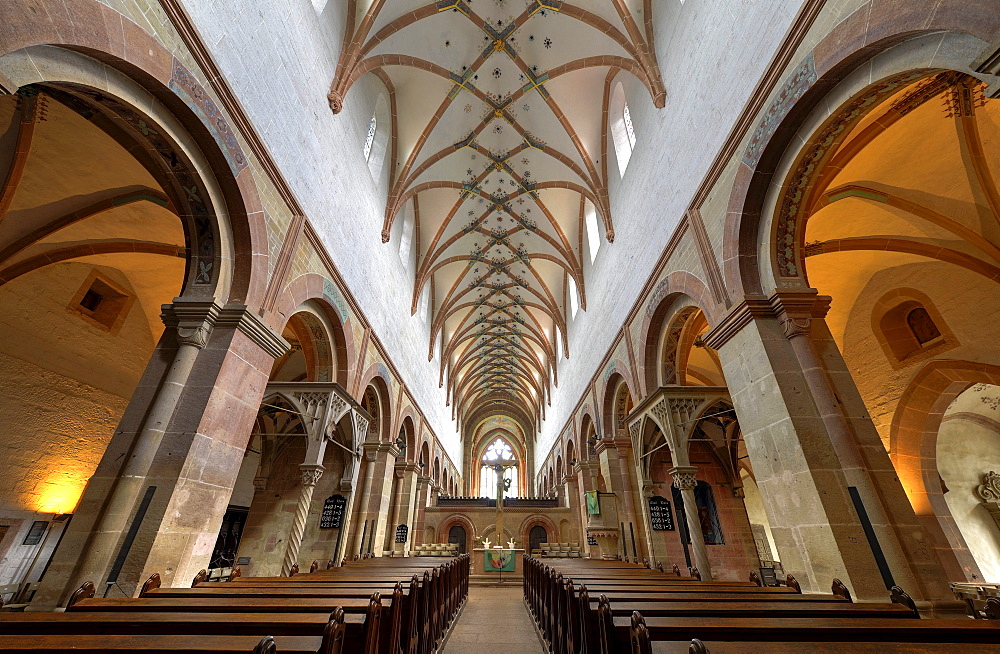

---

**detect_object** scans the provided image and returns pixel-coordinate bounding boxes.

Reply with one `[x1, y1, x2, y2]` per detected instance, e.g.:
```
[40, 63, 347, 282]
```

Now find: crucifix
[489, 458, 517, 549]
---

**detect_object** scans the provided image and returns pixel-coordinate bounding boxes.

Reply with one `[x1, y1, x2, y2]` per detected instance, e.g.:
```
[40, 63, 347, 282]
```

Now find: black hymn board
[648, 495, 674, 531]
[319, 494, 347, 529]
[395, 524, 409, 543]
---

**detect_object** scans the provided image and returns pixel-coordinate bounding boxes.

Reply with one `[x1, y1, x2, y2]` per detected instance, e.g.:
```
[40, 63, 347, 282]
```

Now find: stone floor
[441, 584, 545, 653]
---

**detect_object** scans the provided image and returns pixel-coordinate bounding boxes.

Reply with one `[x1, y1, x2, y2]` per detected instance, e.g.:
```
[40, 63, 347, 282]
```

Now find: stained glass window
[480, 438, 517, 498]
[363, 114, 377, 161]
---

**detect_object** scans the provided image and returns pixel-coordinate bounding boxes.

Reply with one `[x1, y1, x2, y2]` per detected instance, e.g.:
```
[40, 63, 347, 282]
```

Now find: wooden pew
[0, 553, 470, 654]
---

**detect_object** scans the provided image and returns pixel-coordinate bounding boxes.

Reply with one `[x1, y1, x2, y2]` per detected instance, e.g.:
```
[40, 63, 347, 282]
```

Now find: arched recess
[359, 374, 392, 442]
[723, 3, 1000, 298]
[520, 514, 560, 551]
[639, 274, 722, 395]
[398, 415, 417, 463]
[0, 30, 269, 307]
[439, 513, 475, 555]
[890, 361, 1000, 581]
[272, 274, 354, 388]
[603, 373, 635, 440]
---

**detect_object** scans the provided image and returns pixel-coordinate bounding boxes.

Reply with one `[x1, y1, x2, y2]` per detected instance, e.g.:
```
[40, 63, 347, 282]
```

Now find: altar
[472, 548, 525, 582]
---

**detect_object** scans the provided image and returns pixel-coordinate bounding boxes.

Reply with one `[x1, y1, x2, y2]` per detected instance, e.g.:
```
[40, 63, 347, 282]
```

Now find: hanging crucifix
[490, 459, 517, 549]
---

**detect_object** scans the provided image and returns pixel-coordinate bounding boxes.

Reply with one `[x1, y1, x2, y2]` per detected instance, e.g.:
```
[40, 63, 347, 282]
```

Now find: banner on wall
[585, 490, 600, 515]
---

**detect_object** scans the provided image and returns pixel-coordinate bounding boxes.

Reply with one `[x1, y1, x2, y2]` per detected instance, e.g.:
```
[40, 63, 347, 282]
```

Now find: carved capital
[768, 289, 831, 341]
[669, 466, 698, 490]
[978, 471, 1000, 503]
[176, 324, 212, 349]
[299, 464, 324, 487]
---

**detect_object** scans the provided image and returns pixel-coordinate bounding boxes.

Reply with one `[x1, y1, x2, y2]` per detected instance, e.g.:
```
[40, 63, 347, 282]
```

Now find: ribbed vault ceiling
[330, 0, 664, 444]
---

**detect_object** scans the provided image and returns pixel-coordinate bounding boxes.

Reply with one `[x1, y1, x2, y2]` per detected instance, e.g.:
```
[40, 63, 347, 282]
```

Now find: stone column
[575, 461, 598, 557]
[670, 466, 713, 579]
[31, 303, 286, 607]
[411, 475, 433, 545]
[596, 438, 643, 560]
[639, 480, 671, 568]
[350, 443, 400, 555]
[281, 464, 324, 575]
[707, 291, 955, 603]
[391, 463, 420, 555]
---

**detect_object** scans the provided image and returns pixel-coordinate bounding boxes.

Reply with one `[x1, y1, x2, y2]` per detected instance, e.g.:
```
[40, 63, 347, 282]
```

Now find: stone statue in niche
[976, 471, 1000, 530]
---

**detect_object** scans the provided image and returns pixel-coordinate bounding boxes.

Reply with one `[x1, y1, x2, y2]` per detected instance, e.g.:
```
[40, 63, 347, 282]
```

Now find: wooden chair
[66, 581, 95, 610]
[629, 611, 652, 654]
[139, 573, 161, 597]
[985, 596, 1000, 620]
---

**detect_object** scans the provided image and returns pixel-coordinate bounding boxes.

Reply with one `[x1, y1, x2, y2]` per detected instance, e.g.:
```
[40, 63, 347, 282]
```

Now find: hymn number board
[395, 524, 409, 543]
[319, 494, 347, 529]
[648, 495, 674, 531]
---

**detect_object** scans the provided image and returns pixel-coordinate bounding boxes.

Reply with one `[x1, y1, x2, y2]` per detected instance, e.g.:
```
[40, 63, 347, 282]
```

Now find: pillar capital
[299, 464, 324, 487]
[161, 301, 289, 356]
[768, 289, 831, 340]
[395, 461, 421, 474]
[668, 466, 698, 490]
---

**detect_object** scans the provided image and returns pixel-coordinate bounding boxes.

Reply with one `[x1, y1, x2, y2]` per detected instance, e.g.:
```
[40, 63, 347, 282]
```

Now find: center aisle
[441, 584, 545, 653]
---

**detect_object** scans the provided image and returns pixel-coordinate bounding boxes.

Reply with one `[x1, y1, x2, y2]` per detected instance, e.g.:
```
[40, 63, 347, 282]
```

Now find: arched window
[907, 307, 941, 344]
[363, 113, 376, 161]
[584, 200, 601, 262]
[568, 276, 580, 318]
[623, 104, 637, 149]
[610, 82, 636, 176]
[479, 438, 518, 499]
[875, 295, 953, 365]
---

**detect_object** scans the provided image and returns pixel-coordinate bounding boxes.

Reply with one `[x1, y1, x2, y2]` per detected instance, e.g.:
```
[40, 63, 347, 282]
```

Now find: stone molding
[161, 301, 289, 357]
[703, 289, 831, 349]
[973, 37, 1000, 97]
[977, 471, 1000, 530]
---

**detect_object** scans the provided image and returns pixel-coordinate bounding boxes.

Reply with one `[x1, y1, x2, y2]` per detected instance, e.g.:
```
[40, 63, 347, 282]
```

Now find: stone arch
[439, 513, 476, 552]
[398, 414, 417, 463]
[722, 1, 1000, 298]
[0, 3, 271, 307]
[520, 514, 560, 548]
[890, 360, 1000, 581]
[273, 274, 354, 387]
[359, 373, 391, 442]
[603, 372, 635, 439]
